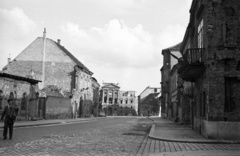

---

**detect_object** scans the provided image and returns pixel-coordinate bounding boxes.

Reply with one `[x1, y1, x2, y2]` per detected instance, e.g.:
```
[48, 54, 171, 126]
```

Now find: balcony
[178, 48, 205, 82]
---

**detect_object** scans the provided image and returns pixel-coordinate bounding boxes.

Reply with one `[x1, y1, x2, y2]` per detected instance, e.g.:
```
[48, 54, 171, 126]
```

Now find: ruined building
[100, 83, 137, 116]
[160, 43, 181, 118]
[178, 0, 240, 138]
[2, 29, 95, 118]
[138, 86, 161, 116]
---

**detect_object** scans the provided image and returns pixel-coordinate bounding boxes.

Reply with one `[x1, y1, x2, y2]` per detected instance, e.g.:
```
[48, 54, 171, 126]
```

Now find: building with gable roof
[160, 43, 181, 118]
[138, 86, 161, 116]
[2, 28, 96, 118]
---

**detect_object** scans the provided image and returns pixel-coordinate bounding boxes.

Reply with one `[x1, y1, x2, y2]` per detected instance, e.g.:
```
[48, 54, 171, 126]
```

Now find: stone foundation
[194, 117, 240, 139]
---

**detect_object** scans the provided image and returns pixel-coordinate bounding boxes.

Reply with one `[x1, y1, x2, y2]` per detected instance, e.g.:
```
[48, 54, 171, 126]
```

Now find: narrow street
[0, 117, 153, 156]
[1, 117, 240, 156]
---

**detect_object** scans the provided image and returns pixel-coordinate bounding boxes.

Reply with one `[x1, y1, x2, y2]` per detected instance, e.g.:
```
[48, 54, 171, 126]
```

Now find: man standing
[1, 99, 19, 140]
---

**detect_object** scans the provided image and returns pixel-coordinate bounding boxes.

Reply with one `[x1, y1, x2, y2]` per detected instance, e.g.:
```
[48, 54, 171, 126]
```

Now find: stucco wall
[45, 96, 72, 119]
[194, 117, 240, 139]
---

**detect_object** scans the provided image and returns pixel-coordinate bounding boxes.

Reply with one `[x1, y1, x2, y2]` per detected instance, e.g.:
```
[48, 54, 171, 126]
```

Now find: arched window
[21, 92, 27, 110]
[131, 99, 133, 103]
[9, 92, 14, 99]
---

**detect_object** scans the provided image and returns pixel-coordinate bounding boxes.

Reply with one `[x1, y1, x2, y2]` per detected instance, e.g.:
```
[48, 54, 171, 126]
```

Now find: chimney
[43, 28, 46, 38]
[57, 39, 61, 45]
[8, 54, 11, 64]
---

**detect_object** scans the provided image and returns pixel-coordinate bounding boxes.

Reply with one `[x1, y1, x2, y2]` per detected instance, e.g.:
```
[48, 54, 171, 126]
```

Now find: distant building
[138, 86, 161, 116]
[100, 83, 137, 116]
[91, 77, 100, 117]
[160, 43, 181, 118]
[2, 28, 96, 118]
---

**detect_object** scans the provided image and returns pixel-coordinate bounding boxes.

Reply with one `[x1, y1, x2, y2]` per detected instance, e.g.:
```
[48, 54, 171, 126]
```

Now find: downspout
[41, 28, 47, 89]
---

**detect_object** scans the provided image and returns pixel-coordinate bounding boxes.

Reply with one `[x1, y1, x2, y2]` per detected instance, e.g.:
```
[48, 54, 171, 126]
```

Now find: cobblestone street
[0, 118, 151, 156]
[138, 137, 240, 156]
[1, 118, 240, 156]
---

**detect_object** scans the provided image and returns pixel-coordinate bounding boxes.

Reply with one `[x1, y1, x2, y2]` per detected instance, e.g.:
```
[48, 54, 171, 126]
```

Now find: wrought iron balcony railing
[178, 48, 206, 82]
[183, 48, 205, 64]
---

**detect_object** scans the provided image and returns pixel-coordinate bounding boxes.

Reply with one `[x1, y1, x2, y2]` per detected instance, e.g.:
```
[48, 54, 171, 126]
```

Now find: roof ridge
[46, 38, 93, 75]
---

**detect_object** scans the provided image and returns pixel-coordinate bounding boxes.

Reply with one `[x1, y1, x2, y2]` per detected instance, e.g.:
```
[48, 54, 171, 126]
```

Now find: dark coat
[1, 105, 19, 125]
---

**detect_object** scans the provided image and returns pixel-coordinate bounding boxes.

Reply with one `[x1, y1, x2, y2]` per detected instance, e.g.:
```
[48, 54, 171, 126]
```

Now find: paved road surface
[0, 117, 152, 156]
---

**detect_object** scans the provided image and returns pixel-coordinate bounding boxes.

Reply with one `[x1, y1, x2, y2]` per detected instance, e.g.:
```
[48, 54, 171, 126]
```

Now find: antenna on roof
[43, 28, 46, 38]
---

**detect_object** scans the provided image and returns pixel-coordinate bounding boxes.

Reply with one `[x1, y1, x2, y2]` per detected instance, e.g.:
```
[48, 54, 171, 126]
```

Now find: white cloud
[0, 7, 36, 37]
[0, 7, 37, 69]
[61, 19, 161, 69]
[60, 20, 187, 94]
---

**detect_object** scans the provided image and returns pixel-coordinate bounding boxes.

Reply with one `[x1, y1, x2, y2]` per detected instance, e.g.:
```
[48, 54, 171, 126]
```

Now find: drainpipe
[41, 28, 47, 89]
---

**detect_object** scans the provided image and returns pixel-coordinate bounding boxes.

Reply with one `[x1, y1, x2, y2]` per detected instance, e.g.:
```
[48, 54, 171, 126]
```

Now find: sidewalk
[0, 117, 107, 129]
[148, 117, 240, 144]
[149, 150, 240, 156]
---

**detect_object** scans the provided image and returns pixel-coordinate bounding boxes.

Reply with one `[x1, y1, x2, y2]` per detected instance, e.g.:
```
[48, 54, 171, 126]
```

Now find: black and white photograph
[0, 0, 240, 155]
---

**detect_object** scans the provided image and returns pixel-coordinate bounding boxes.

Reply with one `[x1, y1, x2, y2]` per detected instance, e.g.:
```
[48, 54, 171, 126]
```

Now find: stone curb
[0, 117, 107, 129]
[148, 124, 240, 144]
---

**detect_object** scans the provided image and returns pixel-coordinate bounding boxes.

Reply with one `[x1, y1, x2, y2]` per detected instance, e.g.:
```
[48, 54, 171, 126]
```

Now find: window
[9, 92, 14, 99]
[104, 96, 107, 103]
[109, 97, 112, 104]
[198, 19, 204, 48]
[154, 89, 157, 93]
[225, 77, 238, 112]
[21, 92, 27, 110]
[125, 99, 128, 104]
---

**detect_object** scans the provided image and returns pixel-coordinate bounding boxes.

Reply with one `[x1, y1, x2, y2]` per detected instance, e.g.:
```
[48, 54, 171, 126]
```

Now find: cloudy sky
[0, 0, 192, 95]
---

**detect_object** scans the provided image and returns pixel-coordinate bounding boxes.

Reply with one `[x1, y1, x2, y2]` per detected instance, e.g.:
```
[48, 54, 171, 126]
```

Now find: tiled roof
[50, 38, 93, 75]
[140, 93, 159, 104]
[138, 86, 160, 96]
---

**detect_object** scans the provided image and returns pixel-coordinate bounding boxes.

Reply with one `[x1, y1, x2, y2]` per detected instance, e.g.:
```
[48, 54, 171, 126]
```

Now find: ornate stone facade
[100, 83, 137, 116]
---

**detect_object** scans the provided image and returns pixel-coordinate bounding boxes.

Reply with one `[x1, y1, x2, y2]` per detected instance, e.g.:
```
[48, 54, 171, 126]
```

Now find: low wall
[194, 117, 240, 139]
[45, 96, 72, 119]
[203, 120, 240, 139]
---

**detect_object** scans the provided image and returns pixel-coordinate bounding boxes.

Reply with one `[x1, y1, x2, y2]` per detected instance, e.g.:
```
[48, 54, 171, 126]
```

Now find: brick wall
[4, 38, 76, 93]
[3, 37, 95, 118]
[0, 77, 39, 120]
[188, 0, 240, 122]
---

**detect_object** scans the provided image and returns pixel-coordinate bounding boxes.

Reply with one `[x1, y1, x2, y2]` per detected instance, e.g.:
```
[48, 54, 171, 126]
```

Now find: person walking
[1, 99, 19, 140]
